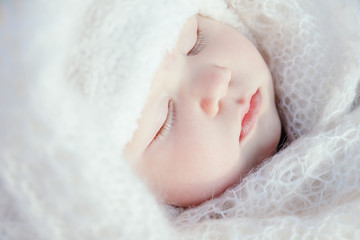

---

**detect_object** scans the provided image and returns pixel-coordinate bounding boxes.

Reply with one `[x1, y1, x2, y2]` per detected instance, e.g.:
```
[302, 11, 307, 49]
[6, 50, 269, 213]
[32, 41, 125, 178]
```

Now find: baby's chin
[243, 121, 281, 162]
[162, 178, 238, 207]
[159, 161, 250, 207]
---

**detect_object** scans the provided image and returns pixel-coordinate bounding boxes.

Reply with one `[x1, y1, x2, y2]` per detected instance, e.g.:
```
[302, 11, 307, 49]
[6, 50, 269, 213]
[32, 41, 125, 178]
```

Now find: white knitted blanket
[1, 0, 360, 239]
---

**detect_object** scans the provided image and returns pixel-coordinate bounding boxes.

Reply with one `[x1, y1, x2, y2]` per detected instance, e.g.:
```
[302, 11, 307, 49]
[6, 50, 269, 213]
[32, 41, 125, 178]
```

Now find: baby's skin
[124, 15, 281, 207]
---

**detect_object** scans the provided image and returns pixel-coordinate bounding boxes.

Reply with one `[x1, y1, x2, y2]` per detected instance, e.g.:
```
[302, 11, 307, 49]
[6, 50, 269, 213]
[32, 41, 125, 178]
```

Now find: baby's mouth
[239, 89, 262, 141]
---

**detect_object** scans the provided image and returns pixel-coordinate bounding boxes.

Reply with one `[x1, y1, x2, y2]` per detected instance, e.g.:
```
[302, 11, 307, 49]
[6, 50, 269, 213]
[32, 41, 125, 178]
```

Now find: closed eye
[150, 99, 175, 144]
[187, 27, 206, 56]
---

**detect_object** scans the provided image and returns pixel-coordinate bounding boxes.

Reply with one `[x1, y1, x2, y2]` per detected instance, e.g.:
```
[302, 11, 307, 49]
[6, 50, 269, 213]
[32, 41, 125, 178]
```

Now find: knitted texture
[172, 0, 360, 238]
[1, 0, 359, 239]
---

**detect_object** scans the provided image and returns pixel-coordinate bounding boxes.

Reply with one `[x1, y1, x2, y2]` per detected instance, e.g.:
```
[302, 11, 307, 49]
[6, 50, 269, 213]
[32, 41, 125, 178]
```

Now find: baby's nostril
[236, 98, 246, 104]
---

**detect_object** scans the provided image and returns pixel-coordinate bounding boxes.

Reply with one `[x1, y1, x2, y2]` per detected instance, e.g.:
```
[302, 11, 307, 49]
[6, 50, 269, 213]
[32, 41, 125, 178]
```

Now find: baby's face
[125, 15, 281, 206]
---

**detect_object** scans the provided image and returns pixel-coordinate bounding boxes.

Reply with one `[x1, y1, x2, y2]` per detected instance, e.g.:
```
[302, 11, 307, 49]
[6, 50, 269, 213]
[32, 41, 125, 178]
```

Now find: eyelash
[150, 27, 203, 144]
[187, 28, 206, 56]
[152, 99, 175, 142]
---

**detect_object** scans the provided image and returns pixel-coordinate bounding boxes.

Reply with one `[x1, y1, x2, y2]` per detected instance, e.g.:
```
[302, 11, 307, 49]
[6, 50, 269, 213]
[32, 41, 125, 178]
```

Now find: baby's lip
[239, 89, 262, 142]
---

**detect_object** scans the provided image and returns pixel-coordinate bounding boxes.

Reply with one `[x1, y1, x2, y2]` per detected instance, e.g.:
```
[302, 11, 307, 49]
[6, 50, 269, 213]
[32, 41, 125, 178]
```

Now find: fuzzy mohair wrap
[1, 0, 360, 239]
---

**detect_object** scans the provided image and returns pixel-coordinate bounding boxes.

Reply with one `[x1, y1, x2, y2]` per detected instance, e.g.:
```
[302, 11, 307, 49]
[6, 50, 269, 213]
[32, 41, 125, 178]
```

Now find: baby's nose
[192, 65, 231, 117]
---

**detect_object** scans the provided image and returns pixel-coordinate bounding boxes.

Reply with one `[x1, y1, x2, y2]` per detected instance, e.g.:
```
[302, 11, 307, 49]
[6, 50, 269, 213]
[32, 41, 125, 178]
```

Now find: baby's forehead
[175, 16, 197, 45]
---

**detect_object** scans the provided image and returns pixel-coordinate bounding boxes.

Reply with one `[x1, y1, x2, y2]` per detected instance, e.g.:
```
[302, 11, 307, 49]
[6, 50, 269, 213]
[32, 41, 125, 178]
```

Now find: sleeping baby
[2, 0, 360, 238]
[124, 14, 282, 207]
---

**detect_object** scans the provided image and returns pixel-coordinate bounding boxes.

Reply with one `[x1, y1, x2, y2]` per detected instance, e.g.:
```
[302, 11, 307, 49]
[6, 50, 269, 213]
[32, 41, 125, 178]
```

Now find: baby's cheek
[170, 146, 240, 204]
[138, 126, 241, 206]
